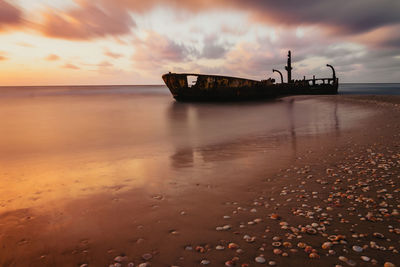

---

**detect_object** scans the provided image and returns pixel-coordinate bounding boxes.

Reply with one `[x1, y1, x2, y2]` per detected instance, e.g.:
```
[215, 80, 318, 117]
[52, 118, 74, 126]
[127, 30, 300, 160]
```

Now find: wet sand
[0, 93, 399, 266]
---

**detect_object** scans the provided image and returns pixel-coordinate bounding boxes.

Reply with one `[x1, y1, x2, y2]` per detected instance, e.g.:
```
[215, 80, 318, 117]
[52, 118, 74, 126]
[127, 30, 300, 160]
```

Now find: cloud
[98, 61, 113, 67]
[45, 54, 60, 61]
[200, 35, 229, 59]
[38, 0, 135, 40]
[352, 24, 400, 49]
[16, 42, 35, 48]
[240, 0, 400, 35]
[132, 31, 189, 66]
[104, 49, 123, 59]
[0, 0, 23, 31]
[108, 0, 400, 36]
[63, 63, 80, 70]
[0, 51, 8, 60]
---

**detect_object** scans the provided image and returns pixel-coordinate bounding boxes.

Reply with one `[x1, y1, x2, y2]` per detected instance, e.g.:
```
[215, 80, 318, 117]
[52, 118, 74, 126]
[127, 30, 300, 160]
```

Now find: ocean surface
[0, 83, 393, 265]
[0, 83, 399, 97]
[0, 83, 394, 214]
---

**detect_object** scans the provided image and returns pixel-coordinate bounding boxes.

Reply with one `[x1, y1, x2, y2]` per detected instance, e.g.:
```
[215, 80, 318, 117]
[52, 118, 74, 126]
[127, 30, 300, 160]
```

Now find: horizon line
[1, 82, 400, 87]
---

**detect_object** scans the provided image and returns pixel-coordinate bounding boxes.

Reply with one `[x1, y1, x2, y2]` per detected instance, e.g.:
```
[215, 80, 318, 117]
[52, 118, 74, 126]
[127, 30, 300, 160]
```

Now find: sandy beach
[0, 94, 399, 267]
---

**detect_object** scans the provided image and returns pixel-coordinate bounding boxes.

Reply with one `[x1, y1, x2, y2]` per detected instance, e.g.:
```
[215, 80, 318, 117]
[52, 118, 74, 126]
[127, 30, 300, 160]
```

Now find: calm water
[0, 84, 378, 210]
[340, 83, 400, 95]
[0, 84, 384, 265]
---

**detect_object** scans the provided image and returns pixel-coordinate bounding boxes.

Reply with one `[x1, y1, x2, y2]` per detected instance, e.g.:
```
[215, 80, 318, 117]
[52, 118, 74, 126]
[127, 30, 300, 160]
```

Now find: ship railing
[304, 77, 338, 86]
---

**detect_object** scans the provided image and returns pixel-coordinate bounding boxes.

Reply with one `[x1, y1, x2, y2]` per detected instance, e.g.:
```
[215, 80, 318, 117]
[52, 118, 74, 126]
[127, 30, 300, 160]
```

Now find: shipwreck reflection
[167, 97, 346, 170]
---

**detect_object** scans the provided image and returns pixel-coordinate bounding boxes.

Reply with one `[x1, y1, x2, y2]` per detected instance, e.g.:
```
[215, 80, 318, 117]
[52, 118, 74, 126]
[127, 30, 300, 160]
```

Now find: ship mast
[285, 50, 293, 83]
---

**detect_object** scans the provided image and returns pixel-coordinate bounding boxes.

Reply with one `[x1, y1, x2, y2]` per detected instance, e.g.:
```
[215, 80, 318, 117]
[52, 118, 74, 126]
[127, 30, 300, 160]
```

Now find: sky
[0, 0, 399, 85]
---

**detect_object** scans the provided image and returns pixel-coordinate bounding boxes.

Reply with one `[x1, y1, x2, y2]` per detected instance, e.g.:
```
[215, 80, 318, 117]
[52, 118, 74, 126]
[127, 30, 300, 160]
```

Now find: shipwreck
[162, 51, 338, 101]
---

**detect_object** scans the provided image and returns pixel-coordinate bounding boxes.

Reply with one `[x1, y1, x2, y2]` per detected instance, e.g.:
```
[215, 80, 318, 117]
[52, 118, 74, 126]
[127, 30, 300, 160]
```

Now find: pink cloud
[98, 61, 113, 67]
[38, 0, 135, 40]
[132, 31, 188, 65]
[353, 25, 400, 49]
[0, 0, 22, 31]
[63, 63, 80, 70]
[45, 54, 60, 61]
[104, 49, 123, 59]
[0, 51, 7, 61]
[108, 0, 400, 35]
[16, 42, 35, 48]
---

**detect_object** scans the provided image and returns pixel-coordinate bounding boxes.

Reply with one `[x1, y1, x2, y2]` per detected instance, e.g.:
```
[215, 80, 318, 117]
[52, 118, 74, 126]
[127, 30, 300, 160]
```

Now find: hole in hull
[187, 75, 198, 88]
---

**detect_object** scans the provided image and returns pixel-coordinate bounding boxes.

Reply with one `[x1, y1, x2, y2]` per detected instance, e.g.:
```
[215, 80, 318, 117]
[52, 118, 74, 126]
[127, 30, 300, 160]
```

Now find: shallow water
[0, 86, 374, 212]
[0, 86, 377, 265]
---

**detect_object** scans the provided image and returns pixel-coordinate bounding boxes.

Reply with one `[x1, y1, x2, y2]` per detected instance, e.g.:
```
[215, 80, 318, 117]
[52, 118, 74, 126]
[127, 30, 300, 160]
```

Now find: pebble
[360, 256, 370, 262]
[142, 253, 152, 261]
[270, 213, 280, 220]
[228, 243, 239, 249]
[352, 245, 363, 252]
[272, 242, 281, 247]
[309, 252, 319, 259]
[346, 260, 356, 266]
[322, 242, 333, 249]
[225, 260, 235, 267]
[268, 261, 276, 266]
[384, 263, 396, 267]
[273, 248, 282, 255]
[200, 259, 210, 265]
[255, 256, 266, 263]
[114, 256, 126, 263]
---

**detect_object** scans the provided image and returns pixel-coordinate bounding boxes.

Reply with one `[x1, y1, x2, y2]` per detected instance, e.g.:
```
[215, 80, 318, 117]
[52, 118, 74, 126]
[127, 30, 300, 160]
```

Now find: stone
[360, 256, 370, 262]
[309, 252, 319, 259]
[255, 256, 266, 264]
[273, 249, 282, 255]
[142, 253, 152, 261]
[322, 242, 333, 249]
[228, 243, 239, 249]
[352, 246, 363, 253]
[200, 259, 210, 265]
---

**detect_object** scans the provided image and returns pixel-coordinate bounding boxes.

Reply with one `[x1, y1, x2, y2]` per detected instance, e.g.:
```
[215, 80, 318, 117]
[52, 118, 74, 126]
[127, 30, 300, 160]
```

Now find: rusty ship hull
[162, 73, 338, 101]
[162, 51, 339, 101]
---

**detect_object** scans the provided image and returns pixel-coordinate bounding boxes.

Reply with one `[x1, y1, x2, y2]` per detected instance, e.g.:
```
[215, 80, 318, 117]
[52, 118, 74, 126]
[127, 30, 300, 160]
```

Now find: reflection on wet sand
[168, 97, 344, 170]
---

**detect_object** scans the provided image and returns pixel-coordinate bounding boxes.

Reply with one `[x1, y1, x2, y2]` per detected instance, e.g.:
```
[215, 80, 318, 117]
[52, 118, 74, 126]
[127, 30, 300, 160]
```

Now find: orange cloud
[0, 0, 22, 31]
[98, 61, 113, 67]
[353, 24, 400, 49]
[104, 49, 123, 59]
[45, 54, 60, 61]
[63, 63, 80, 70]
[38, 0, 135, 40]
[0, 51, 7, 60]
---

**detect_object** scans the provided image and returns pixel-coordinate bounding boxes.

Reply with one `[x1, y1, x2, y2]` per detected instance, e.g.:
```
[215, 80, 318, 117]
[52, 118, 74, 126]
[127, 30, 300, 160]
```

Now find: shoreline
[0, 95, 399, 266]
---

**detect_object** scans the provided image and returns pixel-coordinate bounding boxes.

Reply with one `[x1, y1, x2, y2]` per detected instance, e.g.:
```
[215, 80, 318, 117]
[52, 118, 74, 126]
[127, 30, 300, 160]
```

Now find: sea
[0, 83, 397, 214]
[0, 82, 398, 265]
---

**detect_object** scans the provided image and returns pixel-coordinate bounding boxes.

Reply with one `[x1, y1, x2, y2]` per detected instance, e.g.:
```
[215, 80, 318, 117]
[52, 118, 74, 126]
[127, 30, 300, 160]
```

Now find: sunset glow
[1, 0, 399, 85]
